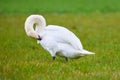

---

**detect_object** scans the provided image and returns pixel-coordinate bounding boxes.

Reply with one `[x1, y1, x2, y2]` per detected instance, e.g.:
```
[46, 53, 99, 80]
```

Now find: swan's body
[25, 15, 95, 61]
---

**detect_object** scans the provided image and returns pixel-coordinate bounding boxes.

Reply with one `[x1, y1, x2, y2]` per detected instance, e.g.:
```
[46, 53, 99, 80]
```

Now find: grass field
[1, 0, 120, 13]
[0, 0, 120, 80]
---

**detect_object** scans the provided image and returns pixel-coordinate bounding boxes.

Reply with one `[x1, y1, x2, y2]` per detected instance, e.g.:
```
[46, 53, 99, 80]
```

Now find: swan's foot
[65, 57, 68, 62]
[52, 56, 56, 61]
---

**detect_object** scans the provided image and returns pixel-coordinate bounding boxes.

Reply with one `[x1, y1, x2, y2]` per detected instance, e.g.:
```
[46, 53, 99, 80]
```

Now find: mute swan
[25, 15, 95, 61]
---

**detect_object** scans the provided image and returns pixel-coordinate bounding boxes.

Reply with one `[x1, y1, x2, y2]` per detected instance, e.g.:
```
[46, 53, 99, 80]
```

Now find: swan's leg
[48, 49, 56, 61]
[52, 56, 56, 61]
[65, 57, 68, 61]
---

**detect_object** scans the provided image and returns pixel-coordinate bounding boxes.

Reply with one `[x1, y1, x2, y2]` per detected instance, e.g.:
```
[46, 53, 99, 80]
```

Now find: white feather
[25, 15, 95, 59]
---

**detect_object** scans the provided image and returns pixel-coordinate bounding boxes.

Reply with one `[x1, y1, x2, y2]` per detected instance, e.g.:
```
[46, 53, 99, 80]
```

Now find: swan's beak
[36, 35, 42, 44]
[37, 40, 40, 44]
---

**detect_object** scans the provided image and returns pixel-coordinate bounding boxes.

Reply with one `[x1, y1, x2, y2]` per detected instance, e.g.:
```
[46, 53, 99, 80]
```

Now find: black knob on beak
[37, 35, 42, 40]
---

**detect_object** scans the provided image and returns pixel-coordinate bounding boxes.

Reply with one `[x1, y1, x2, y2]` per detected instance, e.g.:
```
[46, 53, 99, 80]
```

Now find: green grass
[1, 0, 120, 13]
[0, 13, 120, 80]
[0, 0, 120, 79]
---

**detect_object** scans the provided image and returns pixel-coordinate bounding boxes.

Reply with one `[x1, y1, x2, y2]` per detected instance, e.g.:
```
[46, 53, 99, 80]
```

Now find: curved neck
[25, 15, 46, 38]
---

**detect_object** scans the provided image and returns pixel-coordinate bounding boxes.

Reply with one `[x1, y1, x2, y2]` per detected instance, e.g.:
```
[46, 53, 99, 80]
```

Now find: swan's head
[24, 15, 46, 39]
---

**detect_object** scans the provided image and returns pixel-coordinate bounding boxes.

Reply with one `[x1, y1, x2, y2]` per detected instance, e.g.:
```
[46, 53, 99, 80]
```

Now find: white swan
[25, 15, 95, 61]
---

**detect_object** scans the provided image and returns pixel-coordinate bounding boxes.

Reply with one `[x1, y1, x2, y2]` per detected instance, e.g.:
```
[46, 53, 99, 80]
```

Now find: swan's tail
[79, 49, 95, 55]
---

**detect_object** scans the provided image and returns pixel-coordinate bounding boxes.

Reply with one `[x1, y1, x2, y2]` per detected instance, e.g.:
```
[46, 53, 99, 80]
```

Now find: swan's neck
[25, 15, 46, 39]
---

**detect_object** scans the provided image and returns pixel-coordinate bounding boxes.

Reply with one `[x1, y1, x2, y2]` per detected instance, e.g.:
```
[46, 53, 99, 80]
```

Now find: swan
[24, 15, 95, 61]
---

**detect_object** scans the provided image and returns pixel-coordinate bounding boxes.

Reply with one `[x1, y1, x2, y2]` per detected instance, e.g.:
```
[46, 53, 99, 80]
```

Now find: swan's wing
[38, 35, 59, 57]
[45, 25, 83, 50]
